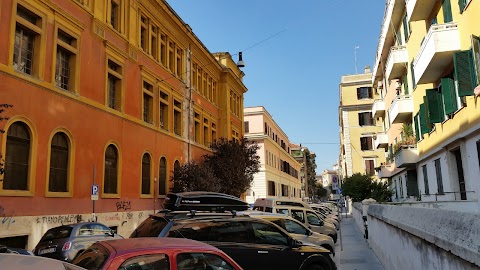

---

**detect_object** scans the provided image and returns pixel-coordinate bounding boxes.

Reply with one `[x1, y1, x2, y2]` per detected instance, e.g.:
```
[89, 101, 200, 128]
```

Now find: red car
[71, 237, 243, 270]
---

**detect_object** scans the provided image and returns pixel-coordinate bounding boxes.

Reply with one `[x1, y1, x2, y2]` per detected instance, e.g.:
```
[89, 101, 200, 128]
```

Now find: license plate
[39, 247, 56, 255]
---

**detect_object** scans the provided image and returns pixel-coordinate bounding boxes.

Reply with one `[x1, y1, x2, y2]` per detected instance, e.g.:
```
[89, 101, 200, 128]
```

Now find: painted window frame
[140, 152, 153, 197]
[52, 23, 80, 93]
[102, 143, 121, 198]
[46, 130, 75, 197]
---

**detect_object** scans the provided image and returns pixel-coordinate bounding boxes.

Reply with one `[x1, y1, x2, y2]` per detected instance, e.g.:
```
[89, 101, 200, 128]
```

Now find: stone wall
[367, 204, 480, 270]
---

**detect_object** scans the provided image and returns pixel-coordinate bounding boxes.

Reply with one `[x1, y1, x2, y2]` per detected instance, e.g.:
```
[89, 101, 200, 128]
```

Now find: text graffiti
[116, 201, 131, 211]
[36, 214, 83, 225]
[0, 206, 15, 228]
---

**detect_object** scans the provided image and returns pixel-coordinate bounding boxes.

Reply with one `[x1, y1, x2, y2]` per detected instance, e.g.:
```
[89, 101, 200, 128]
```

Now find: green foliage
[315, 184, 328, 199]
[342, 173, 392, 202]
[204, 138, 260, 197]
[170, 138, 260, 197]
[170, 161, 220, 193]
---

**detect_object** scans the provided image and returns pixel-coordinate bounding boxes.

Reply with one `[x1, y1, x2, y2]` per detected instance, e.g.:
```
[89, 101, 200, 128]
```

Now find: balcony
[377, 164, 393, 178]
[412, 23, 460, 85]
[395, 146, 418, 168]
[372, 99, 385, 118]
[374, 132, 388, 149]
[389, 95, 413, 124]
[386, 46, 408, 80]
[406, 0, 437, 22]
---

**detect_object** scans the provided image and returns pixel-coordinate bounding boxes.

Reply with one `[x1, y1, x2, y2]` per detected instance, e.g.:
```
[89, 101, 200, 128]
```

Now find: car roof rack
[163, 191, 249, 213]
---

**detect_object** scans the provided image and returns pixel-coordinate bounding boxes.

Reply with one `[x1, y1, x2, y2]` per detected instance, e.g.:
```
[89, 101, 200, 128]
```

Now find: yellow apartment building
[243, 106, 302, 204]
[339, 67, 386, 180]
[372, 0, 480, 211]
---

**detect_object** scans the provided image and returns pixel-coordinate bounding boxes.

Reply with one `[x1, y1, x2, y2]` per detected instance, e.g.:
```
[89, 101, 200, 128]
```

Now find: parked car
[33, 222, 123, 262]
[130, 192, 337, 270]
[0, 245, 33, 255]
[0, 253, 86, 270]
[242, 211, 335, 255]
[72, 237, 243, 270]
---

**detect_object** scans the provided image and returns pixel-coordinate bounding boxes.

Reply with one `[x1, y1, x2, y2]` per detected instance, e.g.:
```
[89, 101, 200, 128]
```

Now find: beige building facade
[244, 106, 302, 204]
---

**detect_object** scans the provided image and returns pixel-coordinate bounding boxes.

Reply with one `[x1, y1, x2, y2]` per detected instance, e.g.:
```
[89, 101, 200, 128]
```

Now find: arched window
[159, 157, 167, 195]
[3, 122, 31, 191]
[141, 153, 151, 195]
[104, 144, 118, 194]
[49, 132, 69, 192]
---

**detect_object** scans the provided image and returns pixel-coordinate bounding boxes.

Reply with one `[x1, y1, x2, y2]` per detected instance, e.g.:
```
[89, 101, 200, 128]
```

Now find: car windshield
[71, 244, 109, 270]
[40, 227, 73, 241]
[130, 216, 168, 237]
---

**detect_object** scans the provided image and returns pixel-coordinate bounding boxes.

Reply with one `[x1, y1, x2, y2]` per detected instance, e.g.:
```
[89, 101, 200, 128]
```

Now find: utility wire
[158, 28, 286, 83]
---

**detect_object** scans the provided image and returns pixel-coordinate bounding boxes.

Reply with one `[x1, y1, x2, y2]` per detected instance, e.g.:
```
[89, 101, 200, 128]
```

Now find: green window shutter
[442, 0, 453, 23]
[410, 61, 416, 89]
[403, 15, 410, 41]
[389, 145, 393, 162]
[403, 74, 409, 94]
[406, 169, 419, 197]
[419, 103, 429, 135]
[426, 88, 444, 123]
[458, 0, 466, 14]
[414, 114, 420, 142]
[454, 50, 475, 97]
[441, 77, 458, 114]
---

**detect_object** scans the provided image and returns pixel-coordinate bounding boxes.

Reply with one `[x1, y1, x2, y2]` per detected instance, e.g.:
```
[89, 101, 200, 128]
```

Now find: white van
[253, 198, 337, 242]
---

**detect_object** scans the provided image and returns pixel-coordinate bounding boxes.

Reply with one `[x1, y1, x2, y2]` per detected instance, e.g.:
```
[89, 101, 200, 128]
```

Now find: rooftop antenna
[354, 46, 360, 74]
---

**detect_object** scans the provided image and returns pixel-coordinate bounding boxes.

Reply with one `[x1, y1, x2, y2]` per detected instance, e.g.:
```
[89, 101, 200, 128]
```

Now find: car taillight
[62, 242, 72, 251]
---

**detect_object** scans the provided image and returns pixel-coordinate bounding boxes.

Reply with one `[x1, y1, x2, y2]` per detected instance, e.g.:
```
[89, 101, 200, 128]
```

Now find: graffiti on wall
[0, 205, 15, 229]
[116, 201, 131, 211]
[36, 214, 83, 225]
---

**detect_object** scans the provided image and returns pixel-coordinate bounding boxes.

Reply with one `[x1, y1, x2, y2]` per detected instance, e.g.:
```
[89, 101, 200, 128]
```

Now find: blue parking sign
[92, 185, 99, 195]
[338, 188, 342, 194]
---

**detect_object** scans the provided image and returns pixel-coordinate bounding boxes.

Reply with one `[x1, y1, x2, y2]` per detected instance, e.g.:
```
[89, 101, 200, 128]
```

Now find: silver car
[242, 211, 335, 255]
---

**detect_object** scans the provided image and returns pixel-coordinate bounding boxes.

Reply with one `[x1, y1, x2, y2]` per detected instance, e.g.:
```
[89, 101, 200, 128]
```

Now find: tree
[170, 138, 260, 197]
[170, 161, 220, 193]
[0, 104, 13, 175]
[315, 184, 328, 200]
[342, 173, 392, 202]
[203, 138, 260, 197]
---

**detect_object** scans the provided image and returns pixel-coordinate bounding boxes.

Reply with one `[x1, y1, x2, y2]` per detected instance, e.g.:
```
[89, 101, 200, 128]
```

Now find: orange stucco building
[0, 0, 247, 249]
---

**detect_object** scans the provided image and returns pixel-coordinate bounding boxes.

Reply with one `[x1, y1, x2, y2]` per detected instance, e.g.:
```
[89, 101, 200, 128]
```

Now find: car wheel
[307, 264, 327, 270]
[330, 234, 337, 243]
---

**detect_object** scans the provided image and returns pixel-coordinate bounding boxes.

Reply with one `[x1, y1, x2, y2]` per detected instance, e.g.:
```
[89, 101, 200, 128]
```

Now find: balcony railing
[412, 23, 460, 85]
[389, 95, 413, 124]
[372, 99, 385, 118]
[374, 132, 388, 149]
[386, 45, 408, 80]
[377, 163, 393, 178]
[394, 146, 418, 168]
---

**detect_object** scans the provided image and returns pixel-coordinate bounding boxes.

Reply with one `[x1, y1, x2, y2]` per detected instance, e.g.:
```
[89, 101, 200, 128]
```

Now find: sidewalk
[333, 216, 384, 270]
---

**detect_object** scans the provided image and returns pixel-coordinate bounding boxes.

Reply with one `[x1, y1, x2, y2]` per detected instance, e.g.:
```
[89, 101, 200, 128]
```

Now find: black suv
[130, 192, 336, 270]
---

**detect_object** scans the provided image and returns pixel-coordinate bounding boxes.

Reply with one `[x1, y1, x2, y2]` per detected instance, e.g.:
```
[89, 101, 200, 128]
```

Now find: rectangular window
[159, 90, 169, 130]
[143, 81, 153, 124]
[358, 112, 373, 126]
[168, 41, 175, 72]
[211, 122, 217, 144]
[107, 59, 122, 110]
[13, 5, 43, 76]
[268, 181, 276, 196]
[150, 25, 158, 60]
[140, 15, 148, 52]
[365, 159, 375, 176]
[212, 81, 217, 104]
[357, 87, 372, 99]
[360, 136, 373, 151]
[176, 47, 183, 77]
[203, 118, 209, 146]
[194, 112, 200, 143]
[422, 165, 429, 195]
[173, 99, 182, 136]
[434, 158, 444, 194]
[55, 29, 78, 91]
[191, 63, 197, 90]
[110, 0, 121, 31]
[244, 121, 249, 133]
[160, 33, 167, 66]
[197, 66, 203, 94]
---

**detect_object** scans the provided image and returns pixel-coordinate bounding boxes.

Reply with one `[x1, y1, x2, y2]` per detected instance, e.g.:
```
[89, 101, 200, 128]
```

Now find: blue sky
[167, 1, 386, 173]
